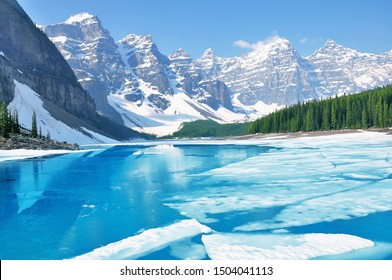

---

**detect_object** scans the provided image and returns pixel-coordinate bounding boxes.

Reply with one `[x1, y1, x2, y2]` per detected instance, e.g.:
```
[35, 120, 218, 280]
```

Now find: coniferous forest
[248, 85, 392, 134]
[0, 101, 20, 138]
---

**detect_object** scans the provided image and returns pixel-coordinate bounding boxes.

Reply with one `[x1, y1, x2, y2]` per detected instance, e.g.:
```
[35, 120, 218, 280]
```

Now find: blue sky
[19, 0, 392, 58]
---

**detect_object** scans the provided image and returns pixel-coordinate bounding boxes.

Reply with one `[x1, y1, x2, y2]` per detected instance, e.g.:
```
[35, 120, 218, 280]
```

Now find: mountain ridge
[43, 12, 392, 135]
[0, 3, 141, 143]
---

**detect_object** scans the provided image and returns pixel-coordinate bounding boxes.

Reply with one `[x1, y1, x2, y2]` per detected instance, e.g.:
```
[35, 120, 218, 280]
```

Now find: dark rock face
[0, 56, 15, 103]
[198, 79, 233, 111]
[147, 94, 170, 110]
[44, 14, 126, 123]
[0, 0, 97, 121]
[168, 48, 234, 110]
[0, 0, 141, 141]
[119, 34, 174, 96]
[0, 134, 80, 150]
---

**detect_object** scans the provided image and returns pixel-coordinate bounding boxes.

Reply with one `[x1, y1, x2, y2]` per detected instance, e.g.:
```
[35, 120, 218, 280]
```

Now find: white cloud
[233, 40, 252, 49]
[233, 34, 283, 51]
[300, 37, 308, 44]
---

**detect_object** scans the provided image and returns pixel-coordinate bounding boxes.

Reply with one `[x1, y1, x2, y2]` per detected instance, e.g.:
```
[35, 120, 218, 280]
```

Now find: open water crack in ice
[165, 136, 392, 233]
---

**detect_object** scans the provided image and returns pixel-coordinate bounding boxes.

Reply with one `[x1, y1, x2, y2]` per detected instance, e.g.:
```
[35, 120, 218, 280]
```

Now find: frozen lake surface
[1, 131, 392, 260]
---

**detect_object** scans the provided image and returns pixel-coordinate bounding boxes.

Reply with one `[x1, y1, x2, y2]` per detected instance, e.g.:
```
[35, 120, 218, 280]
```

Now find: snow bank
[0, 149, 84, 163]
[202, 232, 374, 260]
[73, 219, 212, 260]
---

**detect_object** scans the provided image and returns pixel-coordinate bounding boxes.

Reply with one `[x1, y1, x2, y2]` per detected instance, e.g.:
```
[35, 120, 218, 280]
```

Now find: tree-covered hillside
[170, 120, 248, 138]
[166, 86, 392, 138]
[248, 85, 392, 134]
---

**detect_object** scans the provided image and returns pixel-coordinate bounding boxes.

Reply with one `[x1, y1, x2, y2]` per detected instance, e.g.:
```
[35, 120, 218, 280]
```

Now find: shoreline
[1, 128, 391, 163]
[0, 149, 88, 163]
[228, 127, 392, 141]
[0, 134, 80, 151]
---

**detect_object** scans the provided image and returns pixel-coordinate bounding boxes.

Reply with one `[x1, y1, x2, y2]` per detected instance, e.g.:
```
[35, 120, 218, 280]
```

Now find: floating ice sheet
[202, 232, 374, 260]
[0, 149, 95, 163]
[165, 131, 392, 229]
[73, 219, 212, 260]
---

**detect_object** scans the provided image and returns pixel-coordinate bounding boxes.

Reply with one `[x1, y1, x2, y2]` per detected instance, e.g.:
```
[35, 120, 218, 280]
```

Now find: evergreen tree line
[0, 101, 20, 137]
[0, 101, 47, 139]
[248, 85, 392, 134]
[170, 119, 248, 138]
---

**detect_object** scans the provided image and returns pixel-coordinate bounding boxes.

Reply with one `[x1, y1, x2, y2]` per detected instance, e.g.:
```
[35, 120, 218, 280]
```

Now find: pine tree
[322, 101, 331, 130]
[13, 111, 20, 134]
[375, 98, 383, 127]
[31, 111, 38, 138]
[361, 107, 368, 128]
[330, 103, 337, 130]
[0, 101, 9, 138]
[305, 106, 314, 131]
[248, 85, 392, 135]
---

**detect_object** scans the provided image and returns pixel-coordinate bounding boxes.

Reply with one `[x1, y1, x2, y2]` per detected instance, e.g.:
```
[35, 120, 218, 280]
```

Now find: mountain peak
[324, 39, 339, 48]
[169, 48, 191, 60]
[312, 39, 353, 56]
[65, 12, 96, 24]
[119, 34, 153, 46]
[248, 35, 293, 55]
[201, 48, 216, 58]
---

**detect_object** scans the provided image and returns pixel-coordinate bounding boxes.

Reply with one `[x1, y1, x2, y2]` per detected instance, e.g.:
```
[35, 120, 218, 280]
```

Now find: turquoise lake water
[1, 137, 392, 260]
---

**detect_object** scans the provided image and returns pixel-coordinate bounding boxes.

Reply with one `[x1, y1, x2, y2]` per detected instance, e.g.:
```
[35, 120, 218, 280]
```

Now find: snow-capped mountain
[43, 13, 128, 123]
[193, 37, 321, 105]
[307, 40, 392, 96]
[43, 13, 392, 135]
[44, 14, 240, 135]
[0, 1, 140, 144]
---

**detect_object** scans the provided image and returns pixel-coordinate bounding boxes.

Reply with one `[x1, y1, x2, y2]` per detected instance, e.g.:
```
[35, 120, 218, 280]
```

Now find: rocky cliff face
[0, 0, 140, 141]
[193, 38, 320, 106]
[0, 54, 15, 103]
[194, 37, 392, 106]
[43, 13, 126, 123]
[0, 0, 97, 121]
[119, 34, 174, 96]
[307, 40, 392, 97]
[168, 48, 233, 110]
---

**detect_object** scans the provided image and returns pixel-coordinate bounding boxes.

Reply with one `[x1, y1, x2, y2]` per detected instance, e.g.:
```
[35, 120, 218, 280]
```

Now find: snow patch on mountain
[65, 12, 95, 24]
[108, 83, 243, 136]
[8, 80, 116, 144]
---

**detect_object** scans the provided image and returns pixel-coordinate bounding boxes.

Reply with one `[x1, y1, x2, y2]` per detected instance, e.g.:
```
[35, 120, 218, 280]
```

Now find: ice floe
[202, 232, 374, 260]
[165, 131, 392, 229]
[0, 149, 85, 163]
[73, 219, 212, 260]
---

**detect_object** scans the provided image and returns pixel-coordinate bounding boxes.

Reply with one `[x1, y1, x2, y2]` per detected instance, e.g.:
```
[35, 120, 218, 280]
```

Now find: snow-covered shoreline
[2, 130, 390, 163]
[0, 149, 88, 163]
